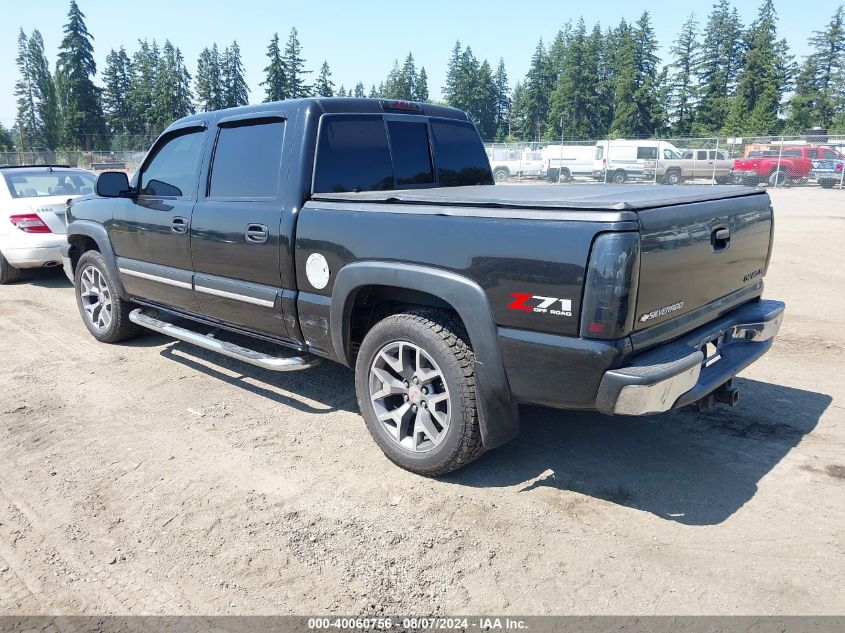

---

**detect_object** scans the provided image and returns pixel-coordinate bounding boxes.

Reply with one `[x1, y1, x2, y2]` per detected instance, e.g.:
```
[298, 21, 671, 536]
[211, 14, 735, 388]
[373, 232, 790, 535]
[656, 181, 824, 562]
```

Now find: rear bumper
[0, 238, 64, 268]
[595, 299, 784, 415]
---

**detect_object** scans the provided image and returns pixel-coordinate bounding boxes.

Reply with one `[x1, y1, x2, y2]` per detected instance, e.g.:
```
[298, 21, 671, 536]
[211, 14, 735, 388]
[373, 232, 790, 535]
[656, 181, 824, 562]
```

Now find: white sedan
[0, 165, 97, 284]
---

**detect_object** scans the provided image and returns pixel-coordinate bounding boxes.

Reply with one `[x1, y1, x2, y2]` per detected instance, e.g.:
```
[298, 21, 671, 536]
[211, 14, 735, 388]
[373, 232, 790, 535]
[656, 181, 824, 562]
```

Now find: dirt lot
[0, 187, 843, 615]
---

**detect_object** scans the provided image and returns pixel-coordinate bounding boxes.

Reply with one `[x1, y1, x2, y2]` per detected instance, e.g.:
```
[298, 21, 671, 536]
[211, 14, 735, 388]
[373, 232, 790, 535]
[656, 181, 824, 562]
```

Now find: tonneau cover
[311, 183, 766, 211]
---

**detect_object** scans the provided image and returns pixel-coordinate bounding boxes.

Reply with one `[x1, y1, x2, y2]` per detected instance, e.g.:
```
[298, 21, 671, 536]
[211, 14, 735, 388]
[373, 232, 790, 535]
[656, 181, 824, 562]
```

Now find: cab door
[108, 124, 207, 312]
[188, 114, 296, 343]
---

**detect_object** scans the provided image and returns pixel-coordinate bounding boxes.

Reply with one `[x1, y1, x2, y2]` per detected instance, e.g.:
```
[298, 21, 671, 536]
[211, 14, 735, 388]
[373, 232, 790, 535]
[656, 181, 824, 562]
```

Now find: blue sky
[2, 0, 842, 128]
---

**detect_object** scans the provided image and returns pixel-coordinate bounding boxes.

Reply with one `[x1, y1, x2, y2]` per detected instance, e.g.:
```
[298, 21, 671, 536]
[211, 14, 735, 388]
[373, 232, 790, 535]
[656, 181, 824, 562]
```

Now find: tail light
[580, 232, 640, 339]
[10, 214, 52, 234]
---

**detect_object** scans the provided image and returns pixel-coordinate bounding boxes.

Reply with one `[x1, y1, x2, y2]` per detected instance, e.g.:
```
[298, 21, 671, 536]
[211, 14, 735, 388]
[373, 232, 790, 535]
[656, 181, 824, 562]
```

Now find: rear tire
[559, 168, 572, 183]
[663, 169, 683, 185]
[820, 180, 836, 189]
[74, 250, 142, 343]
[355, 309, 484, 476]
[0, 251, 22, 285]
[611, 170, 627, 184]
[715, 176, 730, 185]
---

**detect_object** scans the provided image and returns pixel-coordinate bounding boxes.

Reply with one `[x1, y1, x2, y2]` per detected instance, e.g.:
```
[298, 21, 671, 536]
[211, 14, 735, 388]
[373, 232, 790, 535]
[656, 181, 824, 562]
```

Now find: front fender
[330, 261, 519, 449]
[65, 220, 126, 298]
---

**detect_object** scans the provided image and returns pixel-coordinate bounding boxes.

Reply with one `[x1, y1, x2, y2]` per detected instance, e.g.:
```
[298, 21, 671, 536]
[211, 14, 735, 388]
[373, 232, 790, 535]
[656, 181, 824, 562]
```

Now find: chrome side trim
[128, 309, 320, 372]
[194, 284, 276, 308]
[118, 267, 192, 289]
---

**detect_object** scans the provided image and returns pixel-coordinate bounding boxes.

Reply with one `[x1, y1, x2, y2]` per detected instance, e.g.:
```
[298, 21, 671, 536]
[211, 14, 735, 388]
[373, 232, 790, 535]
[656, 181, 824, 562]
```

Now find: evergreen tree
[415, 67, 429, 102]
[724, 0, 793, 135]
[128, 40, 160, 137]
[150, 41, 194, 133]
[55, 0, 108, 149]
[0, 123, 13, 151]
[443, 41, 464, 106]
[29, 31, 60, 149]
[473, 60, 498, 140]
[609, 20, 638, 136]
[667, 13, 699, 135]
[14, 29, 40, 149]
[808, 5, 845, 127]
[493, 59, 510, 140]
[102, 47, 134, 139]
[369, 85, 378, 98]
[786, 57, 821, 132]
[695, 0, 744, 134]
[195, 44, 224, 111]
[521, 39, 553, 139]
[314, 61, 335, 97]
[399, 53, 417, 100]
[547, 18, 603, 140]
[509, 81, 528, 139]
[354, 82, 366, 98]
[221, 41, 249, 108]
[336, 85, 347, 97]
[261, 33, 287, 102]
[283, 28, 311, 98]
[383, 60, 402, 99]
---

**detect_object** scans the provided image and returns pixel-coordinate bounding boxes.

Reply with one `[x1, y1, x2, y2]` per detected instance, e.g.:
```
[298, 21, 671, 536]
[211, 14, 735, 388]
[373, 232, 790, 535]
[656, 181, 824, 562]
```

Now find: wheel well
[67, 235, 99, 273]
[346, 285, 465, 359]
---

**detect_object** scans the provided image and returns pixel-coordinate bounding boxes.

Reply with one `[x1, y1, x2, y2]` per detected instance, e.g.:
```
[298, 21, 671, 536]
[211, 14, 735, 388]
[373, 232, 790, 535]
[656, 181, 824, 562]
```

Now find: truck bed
[311, 183, 766, 211]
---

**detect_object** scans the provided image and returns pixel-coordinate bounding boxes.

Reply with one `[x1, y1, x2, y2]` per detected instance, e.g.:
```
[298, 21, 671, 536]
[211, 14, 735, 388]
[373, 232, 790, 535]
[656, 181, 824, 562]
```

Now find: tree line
[2, 0, 844, 152]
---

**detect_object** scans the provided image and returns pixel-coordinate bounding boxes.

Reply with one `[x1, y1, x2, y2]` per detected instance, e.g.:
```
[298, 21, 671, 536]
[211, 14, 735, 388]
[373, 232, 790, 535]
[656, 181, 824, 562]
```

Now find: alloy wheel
[368, 340, 451, 453]
[79, 265, 113, 331]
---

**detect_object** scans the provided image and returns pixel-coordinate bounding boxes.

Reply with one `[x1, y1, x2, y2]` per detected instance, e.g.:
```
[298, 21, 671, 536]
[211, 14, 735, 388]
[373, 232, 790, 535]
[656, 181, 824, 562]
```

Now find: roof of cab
[165, 97, 469, 134]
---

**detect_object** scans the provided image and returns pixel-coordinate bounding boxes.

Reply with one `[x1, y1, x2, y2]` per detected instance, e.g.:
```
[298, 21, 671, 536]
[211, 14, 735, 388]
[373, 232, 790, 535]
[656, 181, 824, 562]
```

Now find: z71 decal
[508, 293, 573, 317]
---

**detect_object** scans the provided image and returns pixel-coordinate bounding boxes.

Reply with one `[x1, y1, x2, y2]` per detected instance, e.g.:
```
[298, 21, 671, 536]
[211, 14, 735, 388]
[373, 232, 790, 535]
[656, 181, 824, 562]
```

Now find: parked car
[644, 148, 735, 184]
[779, 146, 845, 188]
[592, 139, 683, 183]
[540, 144, 596, 182]
[64, 98, 784, 476]
[486, 147, 542, 181]
[731, 148, 813, 186]
[0, 165, 96, 284]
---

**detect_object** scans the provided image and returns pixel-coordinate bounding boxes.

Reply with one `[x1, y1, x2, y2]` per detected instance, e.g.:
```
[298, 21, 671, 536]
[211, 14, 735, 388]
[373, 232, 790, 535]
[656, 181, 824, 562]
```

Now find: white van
[592, 139, 683, 183]
[486, 147, 543, 181]
[540, 145, 596, 181]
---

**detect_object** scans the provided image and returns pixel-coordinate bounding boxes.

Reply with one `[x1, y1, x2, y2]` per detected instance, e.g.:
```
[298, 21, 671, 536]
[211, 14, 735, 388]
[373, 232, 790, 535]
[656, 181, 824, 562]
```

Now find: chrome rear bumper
[596, 299, 785, 415]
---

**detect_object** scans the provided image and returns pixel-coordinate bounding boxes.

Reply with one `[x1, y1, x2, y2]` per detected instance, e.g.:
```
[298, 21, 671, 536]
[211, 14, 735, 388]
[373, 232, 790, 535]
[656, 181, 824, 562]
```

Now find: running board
[129, 309, 321, 372]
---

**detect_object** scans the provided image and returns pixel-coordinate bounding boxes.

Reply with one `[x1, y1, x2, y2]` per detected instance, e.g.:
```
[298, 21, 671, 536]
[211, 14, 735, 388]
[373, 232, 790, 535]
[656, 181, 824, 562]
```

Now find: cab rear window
[313, 115, 491, 193]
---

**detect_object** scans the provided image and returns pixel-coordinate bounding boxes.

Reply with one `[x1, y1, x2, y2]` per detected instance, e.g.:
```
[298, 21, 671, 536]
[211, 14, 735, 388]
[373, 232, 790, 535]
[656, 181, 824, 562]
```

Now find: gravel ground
[0, 187, 842, 615]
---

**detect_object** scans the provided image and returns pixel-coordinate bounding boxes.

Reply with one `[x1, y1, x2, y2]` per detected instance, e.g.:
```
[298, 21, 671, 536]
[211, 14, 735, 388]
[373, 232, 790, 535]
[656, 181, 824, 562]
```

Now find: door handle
[171, 216, 188, 234]
[712, 226, 730, 251]
[245, 224, 269, 244]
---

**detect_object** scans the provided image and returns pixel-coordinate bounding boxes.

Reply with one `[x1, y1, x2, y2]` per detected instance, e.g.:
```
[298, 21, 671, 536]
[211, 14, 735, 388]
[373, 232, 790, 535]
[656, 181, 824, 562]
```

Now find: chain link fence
[0, 149, 148, 175]
[484, 134, 845, 190]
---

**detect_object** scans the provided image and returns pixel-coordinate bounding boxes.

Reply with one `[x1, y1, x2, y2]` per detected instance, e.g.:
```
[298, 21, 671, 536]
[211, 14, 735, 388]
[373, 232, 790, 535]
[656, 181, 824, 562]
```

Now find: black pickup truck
[63, 98, 785, 475]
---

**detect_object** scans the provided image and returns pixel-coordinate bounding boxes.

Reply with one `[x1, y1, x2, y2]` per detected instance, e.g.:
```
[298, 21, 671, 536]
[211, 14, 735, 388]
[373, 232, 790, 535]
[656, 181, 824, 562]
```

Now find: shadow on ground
[159, 339, 357, 415]
[446, 377, 830, 526]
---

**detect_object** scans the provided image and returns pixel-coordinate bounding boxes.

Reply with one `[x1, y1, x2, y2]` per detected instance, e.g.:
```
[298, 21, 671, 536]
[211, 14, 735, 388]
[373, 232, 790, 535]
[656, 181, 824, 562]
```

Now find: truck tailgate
[634, 194, 772, 330]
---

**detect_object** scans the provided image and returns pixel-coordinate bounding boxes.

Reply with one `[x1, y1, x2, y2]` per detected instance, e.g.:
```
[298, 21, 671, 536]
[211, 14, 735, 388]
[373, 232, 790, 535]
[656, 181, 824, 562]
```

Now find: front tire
[611, 170, 627, 183]
[355, 310, 484, 476]
[0, 251, 22, 285]
[493, 167, 510, 182]
[74, 250, 142, 343]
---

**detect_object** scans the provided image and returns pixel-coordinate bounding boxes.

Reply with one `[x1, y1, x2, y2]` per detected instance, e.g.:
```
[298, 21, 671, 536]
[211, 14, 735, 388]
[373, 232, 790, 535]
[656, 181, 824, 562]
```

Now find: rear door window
[386, 121, 434, 186]
[314, 117, 393, 193]
[636, 147, 657, 160]
[209, 120, 285, 198]
[430, 119, 493, 186]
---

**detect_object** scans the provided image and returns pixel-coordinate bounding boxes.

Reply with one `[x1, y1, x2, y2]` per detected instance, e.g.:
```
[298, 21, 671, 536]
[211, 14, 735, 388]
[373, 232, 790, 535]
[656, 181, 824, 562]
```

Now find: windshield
[3, 170, 96, 199]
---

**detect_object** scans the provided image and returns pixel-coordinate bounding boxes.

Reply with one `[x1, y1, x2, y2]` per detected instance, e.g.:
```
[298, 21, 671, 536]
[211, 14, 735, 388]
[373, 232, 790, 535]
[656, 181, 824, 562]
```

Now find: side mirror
[95, 171, 131, 198]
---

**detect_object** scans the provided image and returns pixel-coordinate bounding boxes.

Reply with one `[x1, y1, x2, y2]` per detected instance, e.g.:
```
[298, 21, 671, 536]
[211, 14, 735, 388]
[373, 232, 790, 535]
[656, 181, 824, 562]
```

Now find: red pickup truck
[732, 149, 813, 186]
